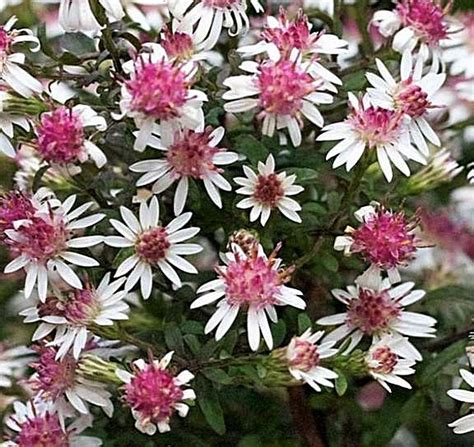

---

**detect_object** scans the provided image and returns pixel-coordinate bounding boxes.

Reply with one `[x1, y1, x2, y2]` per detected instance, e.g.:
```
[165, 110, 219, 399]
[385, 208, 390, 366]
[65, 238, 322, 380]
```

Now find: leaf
[164, 322, 185, 356]
[271, 320, 287, 347]
[181, 320, 204, 335]
[201, 368, 233, 385]
[196, 377, 226, 435]
[183, 334, 201, 356]
[233, 135, 269, 165]
[32, 165, 50, 192]
[297, 313, 312, 334]
[284, 168, 318, 184]
[59, 32, 97, 56]
[335, 371, 348, 396]
[321, 253, 339, 272]
[342, 70, 367, 92]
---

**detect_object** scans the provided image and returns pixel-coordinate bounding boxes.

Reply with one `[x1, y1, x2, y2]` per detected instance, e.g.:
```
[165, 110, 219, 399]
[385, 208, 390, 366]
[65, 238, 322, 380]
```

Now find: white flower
[317, 92, 427, 182]
[286, 329, 339, 392]
[0, 345, 34, 388]
[366, 51, 445, 157]
[3, 194, 105, 302]
[234, 154, 304, 226]
[316, 269, 436, 351]
[191, 243, 305, 351]
[448, 369, 474, 434]
[171, 0, 264, 51]
[21, 273, 130, 360]
[0, 16, 43, 98]
[130, 126, 238, 215]
[366, 334, 420, 392]
[119, 43, 207, 151]
[223, 46, 339, 147]
[105, 196, 202, 297]
[0, 90, 30, 158]
[4, 401, 102, 446]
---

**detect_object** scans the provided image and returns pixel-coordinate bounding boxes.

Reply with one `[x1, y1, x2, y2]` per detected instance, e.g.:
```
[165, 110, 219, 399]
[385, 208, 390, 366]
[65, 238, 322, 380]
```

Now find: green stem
[355, 0, 374, 57]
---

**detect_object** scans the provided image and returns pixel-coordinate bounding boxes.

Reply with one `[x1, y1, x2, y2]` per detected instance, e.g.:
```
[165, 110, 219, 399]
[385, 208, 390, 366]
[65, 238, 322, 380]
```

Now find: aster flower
[366, 334, 419, 392]
[0, 190, 37, 238]
[116, 352, 195, 435]
[286, 329, 339, 392]
[171, 0, 264, 51]
[448, 369, 474, 434]
[105, 196, 202, 297]
[223, 47, 339, 147]
[371, 0, 457, 64]
[0, 345, 34, 388]
[443, 13, 474, 78]
[317, 269, 436, 351]
[0, 89, 30, 158]
[29, 342, 114, 421]
[3, 193, 105, 301]
[334, 203, 419, 283]
[0, 16, 43, 98]
[119, 43, 207, 151]
[234, 154, 304, 226]
[20, 273, 130, 360]
[129, 126, 238, 215]
[34, 105, 107, 168]
[317, 93, 427, 182]
[4, 401, 102, 446]
[366, 51, 445, 156]
[191, 242, 305, 351]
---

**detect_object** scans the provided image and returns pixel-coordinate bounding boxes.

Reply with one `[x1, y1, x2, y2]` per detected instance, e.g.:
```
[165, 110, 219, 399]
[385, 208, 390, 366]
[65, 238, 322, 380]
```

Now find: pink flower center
[0, 192, 35, 237]
[252, 173, 284, 208]
[162, 30, 195, 61]
[0, 27, 12, 54]
[30, 345, 77, 400]
[371, 346, 398, 374]
[347, 289, 401, 335]
[124, 363, 184, 424]
[289, 339, 320, 372]
[257, 60, 314, 116]
[350, 106, 404, 148]
[62, 288, 100, 326]
[36, 107, 85, 165]
[394, 80, 430, 118]
[166, 129, 220, 178]
[16, 413, 69, 447]
[8, 215, 69, 263]
[221, 253, 281, 309]
[126, 60, 189, 120]
[136, 227, 170, 264]
[203, 0, 240, 8]
[351, 210, 417, 269]
[396, 0, 448, 46]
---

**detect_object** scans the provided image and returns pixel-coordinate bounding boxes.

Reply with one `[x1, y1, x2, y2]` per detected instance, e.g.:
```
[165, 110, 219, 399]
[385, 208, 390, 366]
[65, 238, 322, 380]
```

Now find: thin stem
[355, 0, 374, 57]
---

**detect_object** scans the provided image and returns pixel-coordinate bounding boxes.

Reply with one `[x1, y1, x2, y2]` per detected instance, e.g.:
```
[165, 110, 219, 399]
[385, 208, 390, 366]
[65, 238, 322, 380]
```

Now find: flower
[21, 273, 130, 359]
[172, 0, 264, 51]
[129, 126, 238, 215]
[371, 0, 456, 63]
[286, 329, 338, 392]
[234, 154, 304, 226]
[35, 105, 107, 168]
[365, 334, 419, 392]
[120, 43, 207, 151]
[223, 47, 338, 147]
[317, 269, 436, 350]
[4, 401, 102, 447]
[105, 196, 202, 297]
[116, 352, 195, 435]
[191, 242, 305, 351]
[334, 203, 419, 283]
[317, 93, 426, 182]
[29, 342, 114, 421]
[0, 16, 43, 98]
[2, 193, 104, 301]
[0, 190, 36, 238]
[447, 369, 474, 434]
[366, 51, 445, 156]
[0, 345, 34, 388]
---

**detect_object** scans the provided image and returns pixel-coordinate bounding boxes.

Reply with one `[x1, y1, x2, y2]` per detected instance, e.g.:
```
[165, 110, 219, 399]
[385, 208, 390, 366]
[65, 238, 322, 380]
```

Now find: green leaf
[321, 253, 339, 272]
[32, 165, 50, 192]
[284, 168, 318, 184]
[196, 377, 226, 435]
[164, 322, 185, 356]
[420, 340, 467, 384]
[271, 320, 287, 347]
[297, 313, 312, 334]
[59, 32, 97, 56]
[335, 372, 348, 396]
[183, 334, 201, 356]
[233, 135, 269, 165]
[201, 368, 233, 385]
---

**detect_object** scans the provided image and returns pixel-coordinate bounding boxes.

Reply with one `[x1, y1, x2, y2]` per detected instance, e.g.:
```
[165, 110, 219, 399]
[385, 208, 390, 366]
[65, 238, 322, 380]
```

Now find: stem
[333, 0, 343, 37]
[425, 326, 474, 352]
[355, 0, 374, 57]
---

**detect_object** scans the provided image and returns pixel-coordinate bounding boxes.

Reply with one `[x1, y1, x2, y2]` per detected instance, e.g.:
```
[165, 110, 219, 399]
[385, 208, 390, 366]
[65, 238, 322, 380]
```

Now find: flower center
[394, 80, 430, 118]
[257, 60, 314, 116]
[347, 289, 401, 335]
[136, 227, 171, 264]
[36, 107, 85, 165]
[350, 106, 404, 148]
[203, 0, 241, 8]
[124, 364, 184, 424]
[289, 339, 320, 372]
[221, 254, 281, 309]
[351, 210, 417, 269]
[63, 288, 101, 326]
[126, 60, 189, 120]
[0, 192, 35, 237]
[252, 173, 284, 208]
[396, 0, 448, 46]
[30, 345, 77, 400]
[371, 346, 398, 374]
[166, 129, 219, 178]
[162, 30, 195, 62]
[0, 27, 12, 54]
[16, 413, 70, 447]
